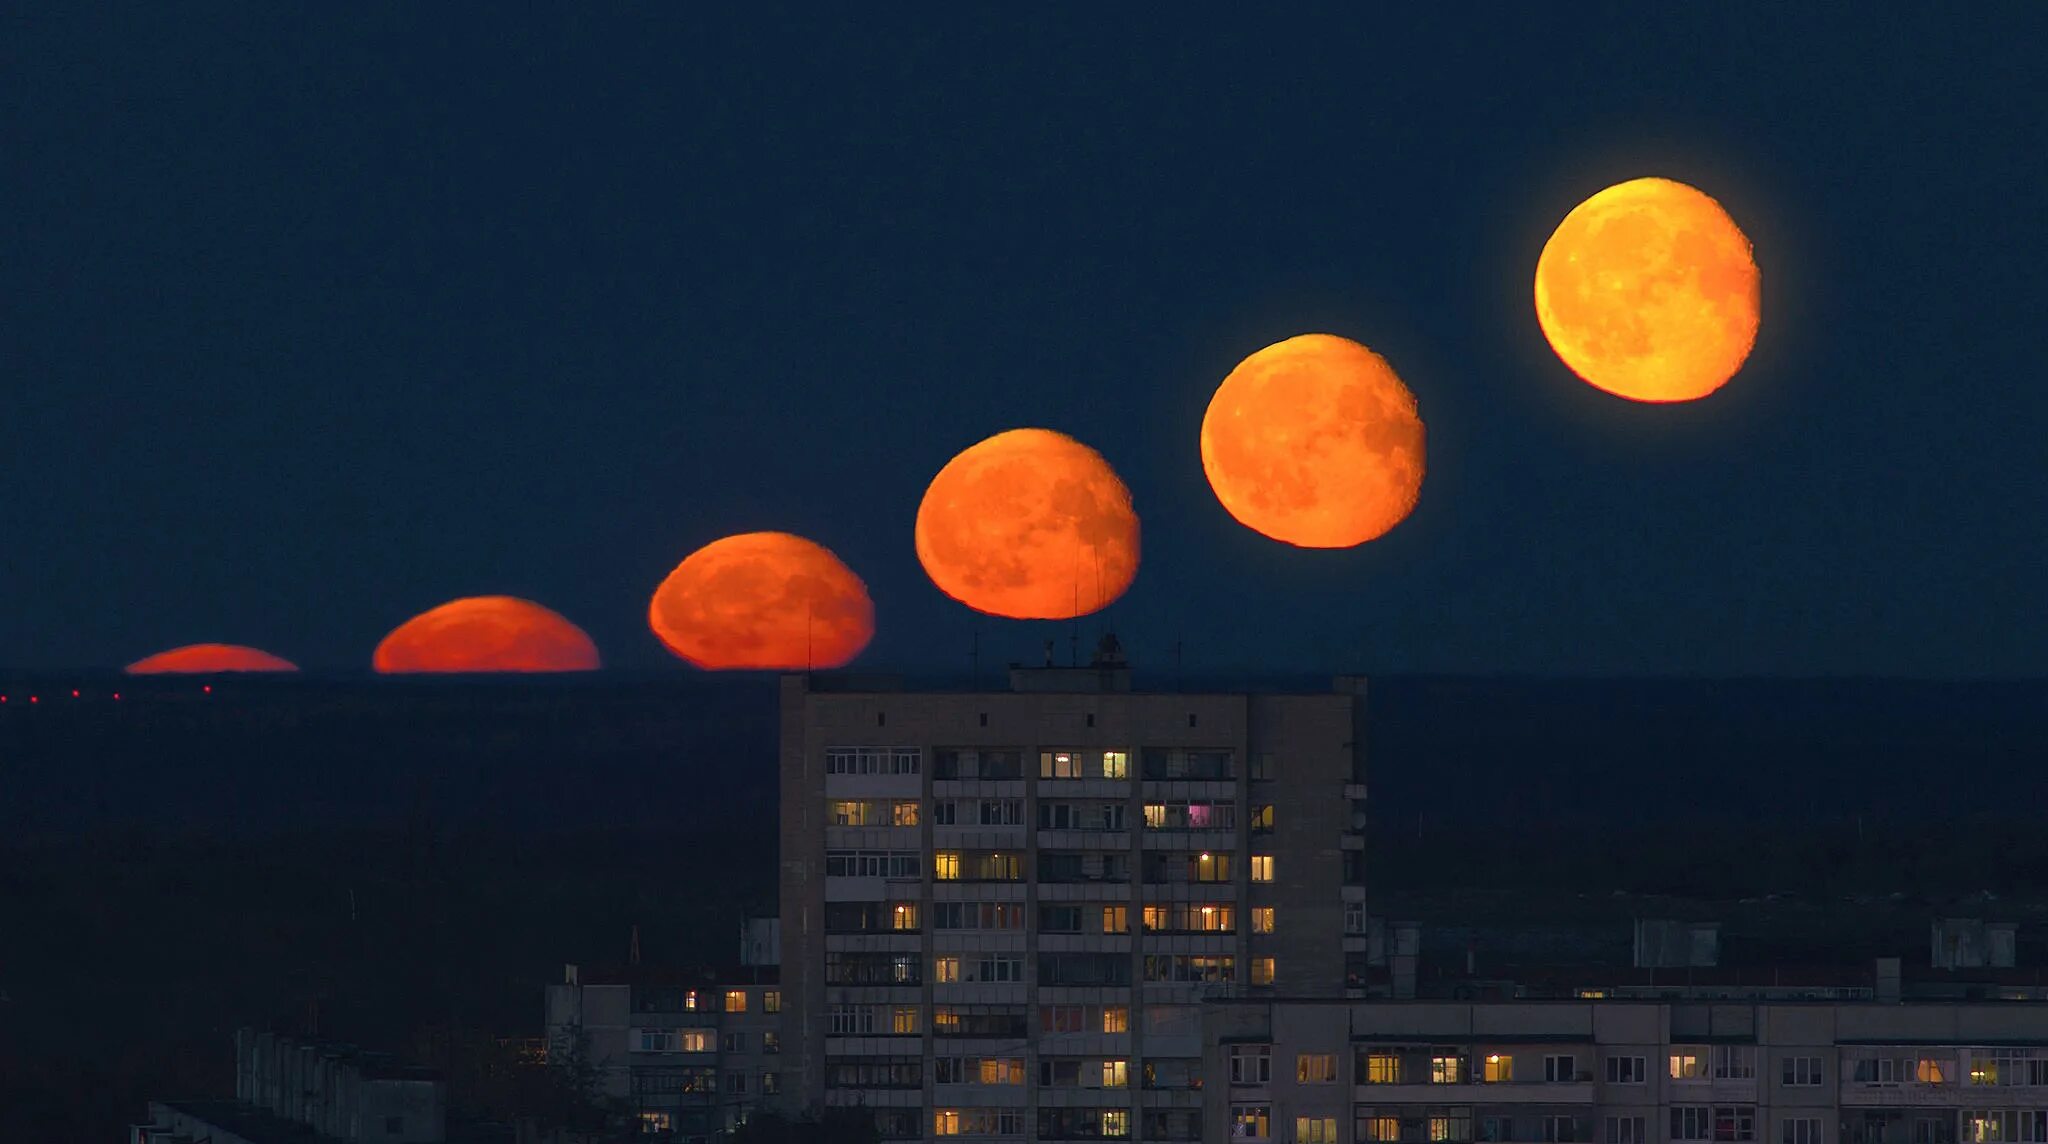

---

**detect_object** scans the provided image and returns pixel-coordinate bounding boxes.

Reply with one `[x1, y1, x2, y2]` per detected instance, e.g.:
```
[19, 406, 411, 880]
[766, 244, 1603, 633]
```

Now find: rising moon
[125, 643, 299, 674]
[915, 428, 1140, 620]
[373, 596, 600, 673]
[649, 531, 875, 670]
[1534, 177, 1761, 403]
[1201, 334, 1426, 549]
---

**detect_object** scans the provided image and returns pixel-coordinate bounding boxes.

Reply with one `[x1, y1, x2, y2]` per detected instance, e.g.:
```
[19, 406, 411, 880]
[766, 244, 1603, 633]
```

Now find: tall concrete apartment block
[779, 663, 1369, 1142]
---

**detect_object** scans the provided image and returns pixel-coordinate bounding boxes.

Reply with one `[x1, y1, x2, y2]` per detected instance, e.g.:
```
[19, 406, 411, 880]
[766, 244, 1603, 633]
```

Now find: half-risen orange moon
[649, 531, 875, 670]
[125, 643, 299, 674]
[1535, 177, 1761, 403]
[373, 596, 600, 673]
[915, 428, 1140, 620]
[1201, 334, 1426, 549]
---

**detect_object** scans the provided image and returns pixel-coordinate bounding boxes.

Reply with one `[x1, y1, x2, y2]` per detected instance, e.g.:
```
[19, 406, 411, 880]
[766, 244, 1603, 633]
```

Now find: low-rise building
[134, 1027, 445, 1143]
[544, 963, 783, 1139]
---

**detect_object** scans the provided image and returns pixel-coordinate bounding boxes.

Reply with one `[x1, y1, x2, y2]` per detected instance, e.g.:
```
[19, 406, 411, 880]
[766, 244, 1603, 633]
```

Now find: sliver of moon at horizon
[1200, 334, 1426, 549]
[125, 643, 299, 674]
[649, 531, 874, 670]
[1534, 177, 1761, 403]
[915, 429, 1140, 620]
[372, 596, 600, 673]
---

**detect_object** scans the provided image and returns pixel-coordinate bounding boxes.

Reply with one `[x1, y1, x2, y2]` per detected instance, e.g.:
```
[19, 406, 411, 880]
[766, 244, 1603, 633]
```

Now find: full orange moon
[1200, 334, 1426, 549]
[373, 596, 600, 673]
[915, 428, 1140, 620]
[649, 532, 875, 670]
[1534, 177, 1761, 403]
[125, 643, 299, 674]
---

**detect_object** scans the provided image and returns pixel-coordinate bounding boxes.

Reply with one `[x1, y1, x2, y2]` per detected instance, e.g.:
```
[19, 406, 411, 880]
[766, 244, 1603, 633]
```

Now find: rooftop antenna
[970, 629, 980, 686]
[1070, 543, 1081, 667]
[806, 601, 814, 673]
[629, 924, 642, 966]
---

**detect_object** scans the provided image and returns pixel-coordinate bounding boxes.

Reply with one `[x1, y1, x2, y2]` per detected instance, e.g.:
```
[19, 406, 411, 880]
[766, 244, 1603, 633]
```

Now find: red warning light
[71, 689, 81, 699]
[113, 692, 122, 701]
[203, 684, 213, 694]
[29, 695, 39, 704]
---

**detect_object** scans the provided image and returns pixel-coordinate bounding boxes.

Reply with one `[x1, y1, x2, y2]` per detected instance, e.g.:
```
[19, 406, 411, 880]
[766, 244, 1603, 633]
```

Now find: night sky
[2, 7, 2042, 675]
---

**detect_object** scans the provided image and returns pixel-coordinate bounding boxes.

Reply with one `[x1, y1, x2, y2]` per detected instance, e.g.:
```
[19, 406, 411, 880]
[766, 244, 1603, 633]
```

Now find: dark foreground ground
[3, 675, 2044, 1138]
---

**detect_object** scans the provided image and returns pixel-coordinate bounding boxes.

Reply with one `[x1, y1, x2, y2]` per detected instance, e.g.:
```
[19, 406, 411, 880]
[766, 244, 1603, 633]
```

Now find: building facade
[777, 666, 1371, 1142]
[544, 964, 783, 1139]
[1205, 997, 2048, 1144]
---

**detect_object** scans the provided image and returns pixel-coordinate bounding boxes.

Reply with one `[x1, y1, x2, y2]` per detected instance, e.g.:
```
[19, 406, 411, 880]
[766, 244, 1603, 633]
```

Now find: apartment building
[777, 659, 1370, 1142]
[543, 964, 783, 1138]
[1205, 998, 2048, 1144]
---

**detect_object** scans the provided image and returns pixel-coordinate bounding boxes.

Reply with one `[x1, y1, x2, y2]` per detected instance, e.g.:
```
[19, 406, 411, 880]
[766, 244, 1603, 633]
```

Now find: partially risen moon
[126, 643, 299, 674]
[915, 429, 1140, 620]
[1535, 177, 1761, 403]
[650, 532, 874, 670]
[373, 596, 600, 673]
[1201, 334, 1426, 549]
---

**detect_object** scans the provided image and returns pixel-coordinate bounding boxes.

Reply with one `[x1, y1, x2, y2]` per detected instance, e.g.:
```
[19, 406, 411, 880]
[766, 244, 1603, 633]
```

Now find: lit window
[725, 990, 747, 1013]
[684, 990, 698, 1011]
[1103, 1059, 1129, 1088]
[1252, 906, 1275, 934]
[763, 990, 780, 1014]
[1101, 750, 1129, 779]
[892, 1006, 918, 1034]
[1671, 1053, 1704, 1080]
[1432, 1055, 1465, 1083]
[1101, 905, 1128, 934]
[1970, 1057, 1998, 1086]
[933, 852, 962, 880]
[639, 1111, 674, 1133]
[1234, 1105, 1273, 1141]
[1103, 1110, 1130, 1138]
[1144, 803, 1167, 829]
[1485, 1054, 1515, 1083]
[828, 799, 869, 826]
[679, 1030, 711, 1052]
[1251, 957, 1275, 986]
[933, 1110, 961, 1137]
[1367, 1053, 1402, 1084]
[1364, 1116, 1401, 1142]
[891, 800, 920, 826]
[1435, 1116, 1473, 1142]
[892, 902, 920, 930]
[1101, 1006, 1129, 1034]
[1297, 1053, 1337, 1083]
[762, 1031, 779, 1053]
[1250, 803, 1275, 831]
[1919, 1058, 1950, 1084]
[1041, 751, 1081, 779]
[934, 956, 961, 983]
[1251, 854, 1274, 882]
[1297, 1117, 1339, 1144]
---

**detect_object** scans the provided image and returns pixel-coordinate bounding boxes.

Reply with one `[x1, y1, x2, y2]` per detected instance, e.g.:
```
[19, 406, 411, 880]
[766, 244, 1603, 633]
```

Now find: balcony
[1354, 1081, 1598, 1105]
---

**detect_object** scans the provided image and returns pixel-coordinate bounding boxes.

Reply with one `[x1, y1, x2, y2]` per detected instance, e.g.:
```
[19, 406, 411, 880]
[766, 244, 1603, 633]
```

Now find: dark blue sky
[2, 7, 2042, 675]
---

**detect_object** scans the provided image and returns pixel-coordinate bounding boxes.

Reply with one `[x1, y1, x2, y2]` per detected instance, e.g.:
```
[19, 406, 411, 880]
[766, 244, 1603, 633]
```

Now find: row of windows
[1234, 1047, 1828, 1087]
[825, 747, 922, 775]
[628, 986, 774, 1014]
[823, 850, 920, 878]
[631, 1068, 780, 1096]
[929, 1106, 1201, 1142]
[851, 746, 1247, 782]
[825, 846, 1276, 883]
[825, 1004, 1034, 1039]
[832, 795, 1280, 832]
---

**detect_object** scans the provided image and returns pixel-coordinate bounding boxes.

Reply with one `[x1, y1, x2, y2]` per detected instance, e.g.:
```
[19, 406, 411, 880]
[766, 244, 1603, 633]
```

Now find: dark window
[979, 713, 988, 726]
[1086, 713, 1095, 727]
[1188, 713, 1198, 727]
[876, 711, 886, 726]
[385, 1117, 404, 1133]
